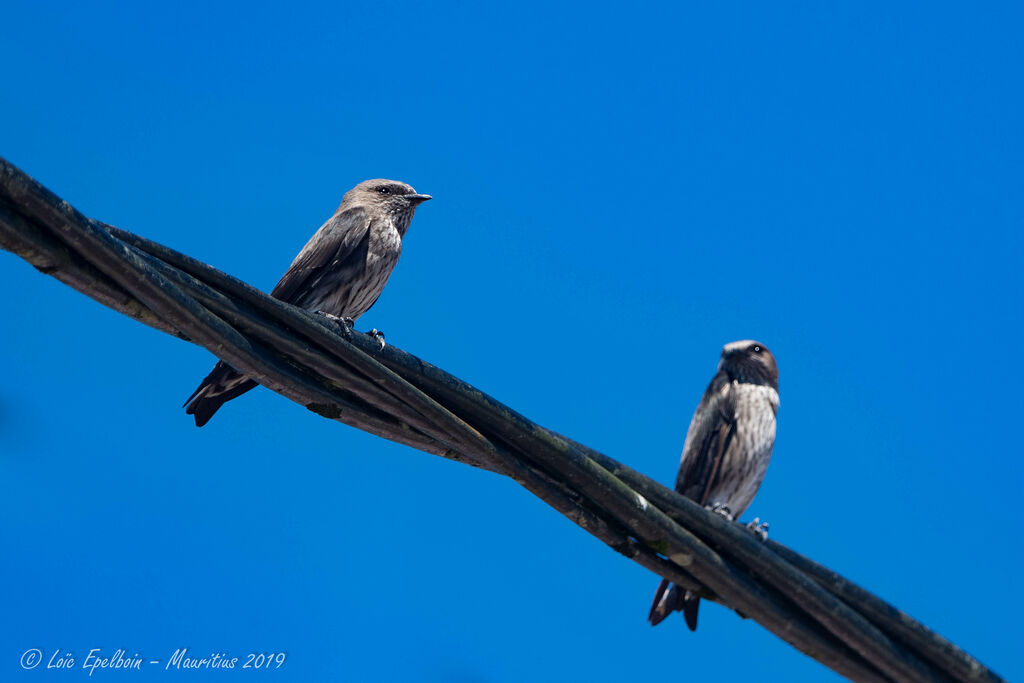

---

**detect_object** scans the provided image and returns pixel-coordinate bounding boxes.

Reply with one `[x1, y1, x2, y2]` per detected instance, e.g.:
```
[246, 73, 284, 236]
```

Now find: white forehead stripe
[722, 339, 760, 354]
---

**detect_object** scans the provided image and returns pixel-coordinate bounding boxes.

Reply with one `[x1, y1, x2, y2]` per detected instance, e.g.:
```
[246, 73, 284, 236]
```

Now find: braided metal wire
[0, 156, 1002, 683]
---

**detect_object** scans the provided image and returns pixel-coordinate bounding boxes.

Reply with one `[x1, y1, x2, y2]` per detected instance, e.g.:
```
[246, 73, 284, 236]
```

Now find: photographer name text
[20, 647, 287, 675]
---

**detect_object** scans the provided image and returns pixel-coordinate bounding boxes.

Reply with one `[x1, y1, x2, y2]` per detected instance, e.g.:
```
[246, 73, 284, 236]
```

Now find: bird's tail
[648, 579, 701, 631]
[184, 361, 258, 427]
[683, 594, 700, 631]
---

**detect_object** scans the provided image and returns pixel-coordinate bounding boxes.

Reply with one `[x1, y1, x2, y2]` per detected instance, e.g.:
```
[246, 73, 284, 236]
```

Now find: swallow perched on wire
[184, 179, 431, 426]
[648, 340, 779, 630]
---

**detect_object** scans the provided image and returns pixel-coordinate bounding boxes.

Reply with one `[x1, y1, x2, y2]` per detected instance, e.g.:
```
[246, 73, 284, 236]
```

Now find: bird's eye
[752, 345, 762, 354]
[377, 186, 390, 195]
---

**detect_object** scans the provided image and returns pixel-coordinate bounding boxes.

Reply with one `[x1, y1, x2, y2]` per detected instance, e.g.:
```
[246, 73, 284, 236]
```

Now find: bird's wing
[675, 373, 738, 506]
[270, 205, 371, 305]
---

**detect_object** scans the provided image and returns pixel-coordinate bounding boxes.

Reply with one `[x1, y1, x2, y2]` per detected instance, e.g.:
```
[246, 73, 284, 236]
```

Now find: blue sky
[1, 1, 1021, 680]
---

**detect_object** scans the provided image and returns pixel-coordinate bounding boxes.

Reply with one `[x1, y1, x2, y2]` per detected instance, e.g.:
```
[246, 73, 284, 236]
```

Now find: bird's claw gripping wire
[709, 503, 734, 521]
[746, 517, 770, 541]
[368, 328, 386, 350]
[315, 311, 355, 329]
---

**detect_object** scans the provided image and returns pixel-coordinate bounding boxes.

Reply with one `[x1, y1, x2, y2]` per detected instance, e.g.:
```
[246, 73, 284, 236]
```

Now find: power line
[0, 156, 1002, 683]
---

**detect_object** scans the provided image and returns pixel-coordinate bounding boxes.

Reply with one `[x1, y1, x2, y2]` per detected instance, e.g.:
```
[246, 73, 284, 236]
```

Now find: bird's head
[719, 340, 778, 389]
[340, 179, 432, 219]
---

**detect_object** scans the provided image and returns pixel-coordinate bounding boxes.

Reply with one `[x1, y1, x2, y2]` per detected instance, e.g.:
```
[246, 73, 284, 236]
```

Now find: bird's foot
[746, 517, 770, 541]
[315, 311, 355, 329]
[368, 328, 386, 350]
[709, 503, 734, 521]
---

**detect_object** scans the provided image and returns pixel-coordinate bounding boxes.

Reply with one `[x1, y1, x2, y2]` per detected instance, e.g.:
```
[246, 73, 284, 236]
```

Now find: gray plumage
[184, 179, 431, 426]
[648, 340, 779, 631]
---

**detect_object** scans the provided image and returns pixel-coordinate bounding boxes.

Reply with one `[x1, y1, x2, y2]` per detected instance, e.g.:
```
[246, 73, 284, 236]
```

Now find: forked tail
[184, 361, 258, 427]
[648, 579, 700, 631]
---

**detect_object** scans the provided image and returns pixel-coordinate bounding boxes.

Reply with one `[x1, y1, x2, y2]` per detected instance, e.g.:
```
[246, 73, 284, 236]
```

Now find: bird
[184, 179, 431, 427]
[648, 339, 779, 631]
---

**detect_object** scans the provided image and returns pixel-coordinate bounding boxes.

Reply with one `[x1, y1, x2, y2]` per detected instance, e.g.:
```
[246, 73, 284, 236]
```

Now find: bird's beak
[405, 193, 432, 203]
